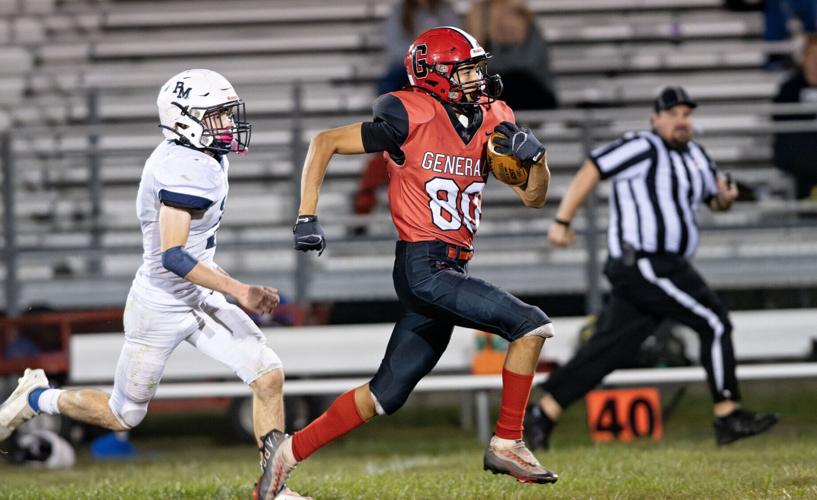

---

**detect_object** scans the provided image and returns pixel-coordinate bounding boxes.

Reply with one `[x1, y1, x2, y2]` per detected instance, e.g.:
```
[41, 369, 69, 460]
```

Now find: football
[486, 131, 529, 186]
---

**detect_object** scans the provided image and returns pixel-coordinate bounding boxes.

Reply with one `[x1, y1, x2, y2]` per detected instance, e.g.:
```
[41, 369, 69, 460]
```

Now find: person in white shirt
[0, 69, 307, 500]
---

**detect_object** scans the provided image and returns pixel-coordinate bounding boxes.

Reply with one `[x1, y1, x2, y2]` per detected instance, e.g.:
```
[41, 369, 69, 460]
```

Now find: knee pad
[235, 345, 283, 385]
[109, 377, 153, 430]
[108, 394, 148, 430]
[524, 322, 555, 339]
[370, 392, 386, 416]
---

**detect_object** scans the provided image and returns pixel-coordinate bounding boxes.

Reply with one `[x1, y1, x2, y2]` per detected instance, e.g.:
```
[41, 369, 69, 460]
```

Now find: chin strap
[158, 124, 190, 144]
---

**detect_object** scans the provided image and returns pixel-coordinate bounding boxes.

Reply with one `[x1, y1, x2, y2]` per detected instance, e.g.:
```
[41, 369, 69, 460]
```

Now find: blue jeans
[369, 240, 550, 414]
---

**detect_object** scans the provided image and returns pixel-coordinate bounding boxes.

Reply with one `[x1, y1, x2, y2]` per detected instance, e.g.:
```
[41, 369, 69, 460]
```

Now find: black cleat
[523, 403, 555, 451]
[253, 430, 299, 500]
[714, 408, 779, 445]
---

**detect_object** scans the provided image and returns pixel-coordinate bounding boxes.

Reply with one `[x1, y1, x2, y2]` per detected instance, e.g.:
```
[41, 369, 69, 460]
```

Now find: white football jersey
[129, 140, 229, 312]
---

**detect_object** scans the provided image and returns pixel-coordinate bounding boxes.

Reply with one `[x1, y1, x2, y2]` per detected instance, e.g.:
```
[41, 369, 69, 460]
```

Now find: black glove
[492, 121, 546, 166]
[293, 215, 326, 255]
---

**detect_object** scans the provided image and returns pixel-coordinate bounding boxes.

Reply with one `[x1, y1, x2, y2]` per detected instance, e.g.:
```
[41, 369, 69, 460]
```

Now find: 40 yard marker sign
[585, 387, 663, 443]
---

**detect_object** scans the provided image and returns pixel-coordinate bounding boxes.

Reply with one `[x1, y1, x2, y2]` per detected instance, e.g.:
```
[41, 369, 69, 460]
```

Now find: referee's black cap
[654, 86, 697, 112]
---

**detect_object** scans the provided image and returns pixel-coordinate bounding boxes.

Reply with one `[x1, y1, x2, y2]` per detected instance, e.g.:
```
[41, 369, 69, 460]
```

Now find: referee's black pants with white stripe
[542, 254, 740, 408]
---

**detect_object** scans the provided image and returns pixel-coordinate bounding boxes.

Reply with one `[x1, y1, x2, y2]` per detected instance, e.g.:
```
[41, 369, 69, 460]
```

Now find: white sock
[491, 435, 518, 449]
[37, 388, 64, 415]
[282, 436, 298, 465]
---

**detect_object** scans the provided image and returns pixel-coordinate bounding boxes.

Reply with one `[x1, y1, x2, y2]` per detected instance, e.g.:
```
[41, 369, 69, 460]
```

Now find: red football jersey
[385, 90, 515, 249]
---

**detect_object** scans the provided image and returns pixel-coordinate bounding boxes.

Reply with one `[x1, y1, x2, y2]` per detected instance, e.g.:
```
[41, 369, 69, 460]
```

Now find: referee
[525, 86, 778, 448]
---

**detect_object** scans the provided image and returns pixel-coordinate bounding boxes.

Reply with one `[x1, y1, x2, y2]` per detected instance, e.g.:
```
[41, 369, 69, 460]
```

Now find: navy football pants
[369, 240, 551, 414]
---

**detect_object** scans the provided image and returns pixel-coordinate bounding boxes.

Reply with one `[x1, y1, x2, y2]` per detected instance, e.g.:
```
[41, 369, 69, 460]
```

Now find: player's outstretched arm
[547, 159, 601, 247]
[159, 204, 279, 313]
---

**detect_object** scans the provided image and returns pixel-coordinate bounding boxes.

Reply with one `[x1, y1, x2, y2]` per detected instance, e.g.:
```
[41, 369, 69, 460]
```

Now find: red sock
[495, 368, 534, 440]
[291, 389, 365, 461]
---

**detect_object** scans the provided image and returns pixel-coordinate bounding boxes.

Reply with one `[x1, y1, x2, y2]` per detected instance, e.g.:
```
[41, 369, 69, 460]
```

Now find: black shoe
[523, 404, 555, 451]
[253, 429, 298, 500]
[714, 408, 778, 445]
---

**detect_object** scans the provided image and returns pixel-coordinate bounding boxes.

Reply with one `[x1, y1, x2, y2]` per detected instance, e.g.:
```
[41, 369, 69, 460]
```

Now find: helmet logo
[173, 81, 192, 99]
[411, 44, 428, 79]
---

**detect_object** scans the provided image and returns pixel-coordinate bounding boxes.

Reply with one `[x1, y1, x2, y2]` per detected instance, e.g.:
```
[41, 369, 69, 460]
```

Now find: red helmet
[404, 26, 503, 107]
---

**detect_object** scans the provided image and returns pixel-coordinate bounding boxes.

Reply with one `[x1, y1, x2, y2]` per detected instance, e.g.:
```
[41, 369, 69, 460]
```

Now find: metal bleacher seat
[2, 0, 815, 309]
[542, 12, 761, 43]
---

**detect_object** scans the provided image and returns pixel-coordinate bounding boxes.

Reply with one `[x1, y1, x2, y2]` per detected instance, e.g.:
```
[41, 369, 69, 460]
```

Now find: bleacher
[1, 0, 816, 310]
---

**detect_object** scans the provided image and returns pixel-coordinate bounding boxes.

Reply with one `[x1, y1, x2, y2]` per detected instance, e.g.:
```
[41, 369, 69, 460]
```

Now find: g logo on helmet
[403, 27, 502, 108]
[411, 44, 428, 79]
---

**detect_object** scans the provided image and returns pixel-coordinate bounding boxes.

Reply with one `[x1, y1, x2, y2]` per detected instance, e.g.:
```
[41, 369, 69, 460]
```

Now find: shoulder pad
[154, 148, 220, 197]
[487, 100, 515, 122]
[390, 90, 437, 125]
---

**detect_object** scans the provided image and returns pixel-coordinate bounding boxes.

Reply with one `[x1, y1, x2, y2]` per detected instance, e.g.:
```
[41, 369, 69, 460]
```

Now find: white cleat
[0, 368, 49, 442]
[274, 485, 313, 500]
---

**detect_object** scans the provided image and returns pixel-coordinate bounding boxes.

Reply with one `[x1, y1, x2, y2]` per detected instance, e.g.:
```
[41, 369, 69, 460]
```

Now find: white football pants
[108, 291, 282, 429]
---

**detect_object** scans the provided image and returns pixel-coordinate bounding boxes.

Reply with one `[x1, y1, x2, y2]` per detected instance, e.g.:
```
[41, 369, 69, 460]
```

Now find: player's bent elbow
[312, 129, 332, 148]
[313, 128, 343, 155]
[524, 193, 547, 209]
[528, 197, 547, 209]
[314, 124, 364, 155]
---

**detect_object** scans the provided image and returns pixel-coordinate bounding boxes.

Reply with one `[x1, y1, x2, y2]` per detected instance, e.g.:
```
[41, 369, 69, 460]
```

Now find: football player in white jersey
[0, 69, 308, 500]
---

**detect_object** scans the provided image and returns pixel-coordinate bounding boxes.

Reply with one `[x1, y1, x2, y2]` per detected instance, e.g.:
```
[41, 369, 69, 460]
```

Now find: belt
[447, 246, 474, 261]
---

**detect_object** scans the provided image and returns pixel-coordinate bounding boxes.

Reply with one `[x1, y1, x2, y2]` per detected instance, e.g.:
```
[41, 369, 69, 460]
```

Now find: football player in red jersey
[255, 26, 557, 498]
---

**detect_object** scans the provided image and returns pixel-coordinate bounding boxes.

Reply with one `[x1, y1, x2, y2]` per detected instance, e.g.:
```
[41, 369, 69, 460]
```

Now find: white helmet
[157, 68, 251, 154]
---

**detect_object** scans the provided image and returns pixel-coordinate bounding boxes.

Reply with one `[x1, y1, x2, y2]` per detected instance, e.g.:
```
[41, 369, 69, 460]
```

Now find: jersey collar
[441, 101, 483, 146]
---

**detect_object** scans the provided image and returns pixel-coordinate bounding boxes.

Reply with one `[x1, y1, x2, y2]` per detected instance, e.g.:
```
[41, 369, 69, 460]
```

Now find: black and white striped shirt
[590, 131, 720, 258]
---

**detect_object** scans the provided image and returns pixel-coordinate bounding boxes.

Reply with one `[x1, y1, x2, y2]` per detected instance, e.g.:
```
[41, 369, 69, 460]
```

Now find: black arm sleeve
[361, 94, 409, 162]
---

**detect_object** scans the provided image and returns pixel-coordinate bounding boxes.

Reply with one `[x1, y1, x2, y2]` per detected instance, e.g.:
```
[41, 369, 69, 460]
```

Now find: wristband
[554, 218, 571, 228]
[295, 214, 318, 225]
[162, 245, 198, 278]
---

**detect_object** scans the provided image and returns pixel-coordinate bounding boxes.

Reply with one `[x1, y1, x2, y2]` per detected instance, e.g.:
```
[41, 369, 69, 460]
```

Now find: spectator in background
[466, 0, 558, 110]
[378, 0, 460, 95]
[764, 0, 817, 69]
[355, 1, 460, 236]
[350, 153, 390, 236]
[773, 35, 817, 199]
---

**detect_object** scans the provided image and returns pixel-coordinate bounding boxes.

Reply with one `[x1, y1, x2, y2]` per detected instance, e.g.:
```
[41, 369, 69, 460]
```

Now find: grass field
[1, 380, 816, 499]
